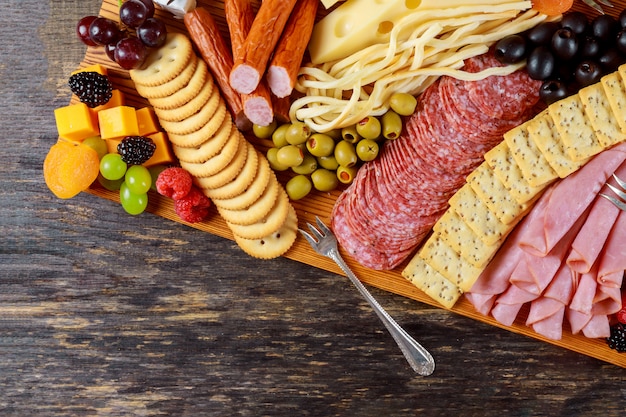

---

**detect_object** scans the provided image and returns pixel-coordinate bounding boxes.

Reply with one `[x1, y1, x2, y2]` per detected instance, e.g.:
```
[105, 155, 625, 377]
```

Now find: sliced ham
[597, 210, 626, 287]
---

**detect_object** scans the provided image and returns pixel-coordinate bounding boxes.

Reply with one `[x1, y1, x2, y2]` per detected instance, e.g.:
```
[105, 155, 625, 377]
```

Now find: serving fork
[299, 217, 435, 376]
[582, 0, 614, 14]
[600, 174, 626, 210]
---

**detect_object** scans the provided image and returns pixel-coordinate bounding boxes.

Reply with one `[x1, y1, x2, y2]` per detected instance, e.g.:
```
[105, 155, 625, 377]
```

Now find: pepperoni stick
[183, 7, 251, 131]
[224, 0, 274, 126]
[228, 0, 298, 95]
[267, 0, 318, 98]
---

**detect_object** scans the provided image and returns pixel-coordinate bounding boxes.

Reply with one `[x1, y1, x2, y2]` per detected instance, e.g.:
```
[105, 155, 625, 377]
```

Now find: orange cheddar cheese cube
[144, 132, 174, 167]
[98, 106, 139, 140]
[91, 89, 125, 114]
[105, 138, 122, 154]
[71, 64, 108, 76]
[54, 102, 100, 142]
[136, 107, 159, 136]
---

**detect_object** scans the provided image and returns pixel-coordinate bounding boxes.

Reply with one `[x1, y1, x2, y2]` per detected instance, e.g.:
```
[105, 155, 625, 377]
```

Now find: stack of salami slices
[331, 52, 542, 270]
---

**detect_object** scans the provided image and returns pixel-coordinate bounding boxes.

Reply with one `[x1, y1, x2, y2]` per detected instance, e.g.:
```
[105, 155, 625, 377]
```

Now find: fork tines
[583, 0, 613, 13]
[600, 174, 626, 211]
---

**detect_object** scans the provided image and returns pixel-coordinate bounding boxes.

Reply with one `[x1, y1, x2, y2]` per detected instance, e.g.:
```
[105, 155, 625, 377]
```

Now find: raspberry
[174, 187, 211, 223]
[68, 71, 113, 108]
[117, 136, 156, 165]
[155, 167, 192, 200]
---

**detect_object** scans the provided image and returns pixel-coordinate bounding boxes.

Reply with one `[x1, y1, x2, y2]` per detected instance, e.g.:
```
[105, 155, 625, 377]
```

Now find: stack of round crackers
[129, 32, 297, 259]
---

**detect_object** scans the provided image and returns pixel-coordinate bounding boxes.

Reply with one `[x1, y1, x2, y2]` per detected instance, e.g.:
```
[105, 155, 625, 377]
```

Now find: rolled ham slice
[597, 210, 626, 287]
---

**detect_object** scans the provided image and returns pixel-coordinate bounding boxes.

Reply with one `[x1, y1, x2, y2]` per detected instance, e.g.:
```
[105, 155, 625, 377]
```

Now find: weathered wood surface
[0, 1, 624, 415]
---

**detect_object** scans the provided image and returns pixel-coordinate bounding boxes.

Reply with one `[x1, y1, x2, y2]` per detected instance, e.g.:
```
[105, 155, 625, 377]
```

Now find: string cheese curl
[291, 4, 554, 132]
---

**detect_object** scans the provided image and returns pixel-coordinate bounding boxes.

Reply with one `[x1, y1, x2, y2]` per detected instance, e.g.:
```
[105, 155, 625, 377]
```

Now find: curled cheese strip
[292, 8, 554, 132]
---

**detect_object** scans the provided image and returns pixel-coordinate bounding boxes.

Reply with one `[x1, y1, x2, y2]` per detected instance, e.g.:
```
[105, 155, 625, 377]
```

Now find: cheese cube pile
[402, 63, 626, 309]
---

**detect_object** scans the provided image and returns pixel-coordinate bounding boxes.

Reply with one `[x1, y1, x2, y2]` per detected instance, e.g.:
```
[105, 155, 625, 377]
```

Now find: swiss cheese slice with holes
[503, 120, 558, 188]
[526, 110, 588, 179]
[418, 233, 483, 293]
[548, 94, 604, 161]
[433, 209, 500, 268]
[579, 82, 626, 148]
[603, 69, 626, 134]
[448, 183, 510, 246]
[484, 141, 546, 205]
[401, 252, 463, 309]
[465, 161, 529, 225]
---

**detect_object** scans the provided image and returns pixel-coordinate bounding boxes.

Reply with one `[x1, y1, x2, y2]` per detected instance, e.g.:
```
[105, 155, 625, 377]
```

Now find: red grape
[114, 37, 147, 70]
[76, 15, 98, 46]
[135, 0, 155, 19]
[89, 17, 121, 46]
[120, 0, 149, 29]
[137, 18, 167, 48]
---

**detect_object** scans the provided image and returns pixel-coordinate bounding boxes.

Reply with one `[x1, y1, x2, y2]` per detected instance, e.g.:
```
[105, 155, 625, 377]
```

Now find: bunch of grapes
[76, 0, 167, 70]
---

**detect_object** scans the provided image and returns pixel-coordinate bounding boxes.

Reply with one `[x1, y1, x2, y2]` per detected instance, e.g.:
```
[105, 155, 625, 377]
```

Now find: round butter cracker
[193, 138, 251, 190]
[218, 172, 279, 226]
[228, 187, 290, 240]
[136, 55, 198, 99]
[173, 116, 232, 164]
[129, 32, 194, 87]
[159, 85, 221, 135]
[153, 74, 214, 122]
[149, 59, 209, 110]
[166, 98, 227, 148]
[234, 205, 298, 259]
[179, 127, 241, 178]
[207, 147, 262, 202]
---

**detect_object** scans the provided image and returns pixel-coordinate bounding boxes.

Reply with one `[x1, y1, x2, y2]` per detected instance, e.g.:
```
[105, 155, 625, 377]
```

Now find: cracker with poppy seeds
[526, 110, 588, 179]
[548, 94, 604, 162]
[579, 82, 626, 149]
[401, 254, 463, 309]
[603, 69, 626, 134]
[503, 120, 558, 188]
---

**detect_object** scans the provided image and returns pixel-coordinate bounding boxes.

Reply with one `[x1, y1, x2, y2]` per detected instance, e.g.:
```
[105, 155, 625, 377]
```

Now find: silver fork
[582, 0, 614, 14]
[600, 174, 626, 210]
[299, 217, 435, 376]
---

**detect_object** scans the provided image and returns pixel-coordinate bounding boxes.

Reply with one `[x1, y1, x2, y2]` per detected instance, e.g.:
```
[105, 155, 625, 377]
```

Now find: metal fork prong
[596, 0, 614, 7]
[606, 182, 626, 201]
[582, 0, 606, 13]
[600, 193, 626, 211]
[305, 221, 325, 242]
[612, 174, 626, 192]
[314, 216, 332, 236]
[298, 228, 319, 246]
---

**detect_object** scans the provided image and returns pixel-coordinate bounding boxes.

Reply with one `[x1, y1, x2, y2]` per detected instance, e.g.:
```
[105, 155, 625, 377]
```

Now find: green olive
[336, 165, 358, 185]
[325, 128, 342, 140]
[266, 147, 289, 171]
[355, 116, 381, 139]
[317, 155, 340, 171]
[286, 174, 312, 201]
[292, 153, 318, 175]
[334, 140, 358, 168]
[272, 123, 290, 148]
[276, 144, 305, 167]
[285, 121, 312, 145]
[252, 120, 277, 139]
[389, 92, 417, 116]
[311, 168, 339, 192]
[382, 110, 403, 140]
[356, 139, 380, 162]
[341, 125, 361, 144]
[306, 133, 335, 157]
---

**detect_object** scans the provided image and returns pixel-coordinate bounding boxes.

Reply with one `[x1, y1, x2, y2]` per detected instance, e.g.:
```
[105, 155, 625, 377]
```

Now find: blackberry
[117, 136, 156, 165]
[68, 71, 113, 108]
[607, 323, 626, 353]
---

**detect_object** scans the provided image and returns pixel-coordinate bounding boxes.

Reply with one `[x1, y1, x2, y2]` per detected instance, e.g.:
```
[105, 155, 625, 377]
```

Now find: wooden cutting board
[76, 0, 626, 368]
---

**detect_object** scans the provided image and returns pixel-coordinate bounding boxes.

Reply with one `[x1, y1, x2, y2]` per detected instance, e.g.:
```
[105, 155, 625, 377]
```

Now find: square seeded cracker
[417, 233, 483, 293]
[526, 110, 588, 178]
[401, 255, 463, 309]
[433, 208, 500, 268]
[503, 120, 558, 188]
[448, 183, 511, 247]
[579, 82, 626, 148]
[603, 69, 626, 134]
[465, 161, 529, 225]
[548, 94, 604, 161]
[484, 141, 546, 205]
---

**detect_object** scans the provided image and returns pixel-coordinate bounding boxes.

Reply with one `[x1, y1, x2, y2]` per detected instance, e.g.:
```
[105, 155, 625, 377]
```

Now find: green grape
[120, 182, 148, 215]
[82, 136, 108, 159]
[100, 153, 128, 180]
[125, 165, 152, 194]
[148, 165, 167, 191]
[98, 173, 124, 191]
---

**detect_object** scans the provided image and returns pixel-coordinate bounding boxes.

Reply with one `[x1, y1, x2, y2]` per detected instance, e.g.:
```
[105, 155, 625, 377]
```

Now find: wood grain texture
[1, 0, 624, 415]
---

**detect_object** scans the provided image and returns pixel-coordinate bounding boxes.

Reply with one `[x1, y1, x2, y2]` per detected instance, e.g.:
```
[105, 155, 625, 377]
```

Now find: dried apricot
[531, 0, 574, 16]
[44, 141, 100, 199]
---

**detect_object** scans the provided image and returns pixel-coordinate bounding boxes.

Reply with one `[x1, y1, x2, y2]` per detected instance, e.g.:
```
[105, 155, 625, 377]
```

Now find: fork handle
[329, 249, 436, 376]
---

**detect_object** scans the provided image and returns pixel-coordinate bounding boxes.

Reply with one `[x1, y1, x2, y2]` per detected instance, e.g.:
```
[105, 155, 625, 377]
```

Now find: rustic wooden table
[2, 0, 625, 415]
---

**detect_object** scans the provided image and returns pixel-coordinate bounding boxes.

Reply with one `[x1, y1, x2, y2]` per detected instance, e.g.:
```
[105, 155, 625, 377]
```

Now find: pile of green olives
[493, 9, 626, 105]
[253, 92, 416, 201]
